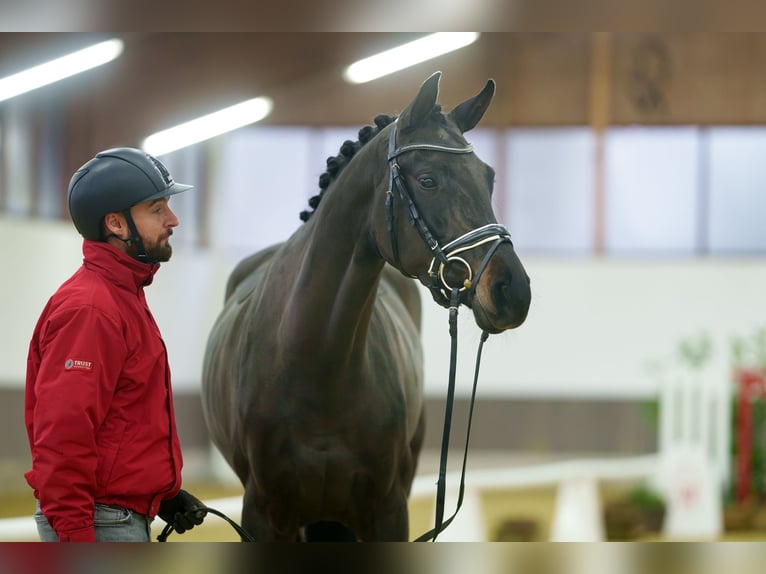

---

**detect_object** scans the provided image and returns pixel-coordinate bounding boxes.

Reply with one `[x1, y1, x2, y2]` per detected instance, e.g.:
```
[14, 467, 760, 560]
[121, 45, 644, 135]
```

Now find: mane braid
[299, 114, 397, 222]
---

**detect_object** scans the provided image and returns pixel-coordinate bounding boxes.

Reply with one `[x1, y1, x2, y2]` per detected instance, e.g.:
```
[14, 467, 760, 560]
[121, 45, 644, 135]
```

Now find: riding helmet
[67, 147, 193, 240]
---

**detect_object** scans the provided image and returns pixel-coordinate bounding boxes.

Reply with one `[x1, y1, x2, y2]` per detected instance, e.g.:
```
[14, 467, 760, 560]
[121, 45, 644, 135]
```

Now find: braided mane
[299, 114, 396, 222]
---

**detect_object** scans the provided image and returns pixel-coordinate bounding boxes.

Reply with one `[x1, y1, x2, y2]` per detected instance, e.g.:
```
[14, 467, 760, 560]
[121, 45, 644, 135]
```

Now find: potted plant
[626, 484, 666, 533]
[603, 495, 644, 541]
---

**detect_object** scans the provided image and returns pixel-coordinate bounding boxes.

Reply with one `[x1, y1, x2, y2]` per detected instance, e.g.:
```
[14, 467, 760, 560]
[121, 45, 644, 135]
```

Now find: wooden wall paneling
[506, 33, 590, 126]
[611, 33, 766, 125]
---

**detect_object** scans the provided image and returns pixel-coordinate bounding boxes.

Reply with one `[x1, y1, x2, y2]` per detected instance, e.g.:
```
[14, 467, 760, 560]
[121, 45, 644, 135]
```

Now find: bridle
[385, 118, 513, 308]
[385, 118, 513, 542]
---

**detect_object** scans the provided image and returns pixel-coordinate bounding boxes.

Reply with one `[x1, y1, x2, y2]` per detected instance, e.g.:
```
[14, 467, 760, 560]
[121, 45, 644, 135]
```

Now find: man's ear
[103, 212, 128, 239]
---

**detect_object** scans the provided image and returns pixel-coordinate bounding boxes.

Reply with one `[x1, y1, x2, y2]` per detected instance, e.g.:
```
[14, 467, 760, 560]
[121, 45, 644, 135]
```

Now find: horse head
[373, 72, 531, 334]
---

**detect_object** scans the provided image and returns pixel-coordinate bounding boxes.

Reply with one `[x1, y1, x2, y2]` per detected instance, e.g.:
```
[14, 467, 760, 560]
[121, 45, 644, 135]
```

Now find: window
[604, 127, 699, 255]
[209, 127, 314, 261]
[707, 127, 766, 254]
[504, 128, 595, 254]
[156, 145, 203, 248]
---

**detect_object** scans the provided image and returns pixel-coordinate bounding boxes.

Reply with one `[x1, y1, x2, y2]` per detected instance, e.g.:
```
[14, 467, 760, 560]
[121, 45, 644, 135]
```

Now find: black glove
[158, 489, 207, 534]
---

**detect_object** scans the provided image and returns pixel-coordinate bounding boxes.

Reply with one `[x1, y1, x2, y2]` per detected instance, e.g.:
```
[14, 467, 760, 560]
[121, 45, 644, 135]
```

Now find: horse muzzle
[454, 241, 531, 333]
[424, 225, 531, 333]
[471, 262, 531, 333]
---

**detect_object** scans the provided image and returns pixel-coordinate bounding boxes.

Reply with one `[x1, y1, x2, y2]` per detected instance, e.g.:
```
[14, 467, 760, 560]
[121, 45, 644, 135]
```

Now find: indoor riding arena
[2, 32, 766, 549]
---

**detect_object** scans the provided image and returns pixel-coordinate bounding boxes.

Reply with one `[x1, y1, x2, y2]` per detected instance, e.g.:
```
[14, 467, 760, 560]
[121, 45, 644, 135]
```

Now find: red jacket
[25, 240, 183, 542]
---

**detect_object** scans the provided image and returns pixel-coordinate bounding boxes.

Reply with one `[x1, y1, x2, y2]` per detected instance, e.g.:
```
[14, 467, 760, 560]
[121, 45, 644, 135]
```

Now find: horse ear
[448, 78, 496, 133]
[399, 71, 441, 130]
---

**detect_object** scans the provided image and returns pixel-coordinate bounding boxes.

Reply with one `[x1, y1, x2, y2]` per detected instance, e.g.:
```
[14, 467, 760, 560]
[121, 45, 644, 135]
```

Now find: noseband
[385, 119, 513, 307]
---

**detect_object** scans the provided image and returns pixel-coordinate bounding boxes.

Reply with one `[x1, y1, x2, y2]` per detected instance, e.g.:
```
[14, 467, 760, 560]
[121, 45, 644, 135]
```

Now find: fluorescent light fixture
[344, 33, 480, 84]
[0, 39, 124, 103]
[142, 97, 273, 156]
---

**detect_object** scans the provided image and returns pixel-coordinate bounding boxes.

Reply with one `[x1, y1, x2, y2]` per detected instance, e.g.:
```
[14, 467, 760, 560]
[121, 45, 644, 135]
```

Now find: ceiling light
[0, 38, 124, 103]
[141, 96, 273, 156]
[343, 33, 480, 84]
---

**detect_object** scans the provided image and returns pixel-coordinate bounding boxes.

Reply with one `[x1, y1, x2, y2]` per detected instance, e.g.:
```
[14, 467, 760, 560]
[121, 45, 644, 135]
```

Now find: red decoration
[734, 368, 766, 504]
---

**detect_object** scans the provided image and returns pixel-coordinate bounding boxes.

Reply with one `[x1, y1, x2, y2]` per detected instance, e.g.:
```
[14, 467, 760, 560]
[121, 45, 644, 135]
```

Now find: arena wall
[2, 216, 762, 484]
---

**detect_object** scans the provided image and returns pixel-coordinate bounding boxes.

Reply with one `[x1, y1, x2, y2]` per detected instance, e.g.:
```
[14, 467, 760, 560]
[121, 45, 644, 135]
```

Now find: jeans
[34, 500, 152, 542]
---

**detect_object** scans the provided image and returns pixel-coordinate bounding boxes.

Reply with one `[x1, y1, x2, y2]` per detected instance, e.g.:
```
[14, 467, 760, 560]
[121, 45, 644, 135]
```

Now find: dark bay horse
[201, 72, 531, 541]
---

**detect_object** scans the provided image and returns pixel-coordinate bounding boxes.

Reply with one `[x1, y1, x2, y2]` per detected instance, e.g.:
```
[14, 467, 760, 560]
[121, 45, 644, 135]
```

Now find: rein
[157, 505, 255, 542]
[413, 289, 490, 542]
[384, 120, 511, 541]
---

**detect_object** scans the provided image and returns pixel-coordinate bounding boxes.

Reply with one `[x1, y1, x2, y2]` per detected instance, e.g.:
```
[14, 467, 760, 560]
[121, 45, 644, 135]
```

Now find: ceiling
[0, 33, 522, 155]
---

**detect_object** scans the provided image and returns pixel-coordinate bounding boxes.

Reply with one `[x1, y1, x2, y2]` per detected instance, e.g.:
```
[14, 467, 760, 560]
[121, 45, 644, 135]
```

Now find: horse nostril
[492, 279, 513, 305]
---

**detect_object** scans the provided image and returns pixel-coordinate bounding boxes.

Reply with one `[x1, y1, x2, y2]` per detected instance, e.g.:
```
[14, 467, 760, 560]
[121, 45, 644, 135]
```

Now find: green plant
[627, 484, 666, 533]
[731, 326, 766, 369]
[604, 485, 666, 539]
[627, 484, 665, 510]
[678, 331, 713, 370]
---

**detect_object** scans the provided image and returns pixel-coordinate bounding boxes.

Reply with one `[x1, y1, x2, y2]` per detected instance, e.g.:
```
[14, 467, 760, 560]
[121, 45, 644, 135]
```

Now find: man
[25, 147, 207, 542]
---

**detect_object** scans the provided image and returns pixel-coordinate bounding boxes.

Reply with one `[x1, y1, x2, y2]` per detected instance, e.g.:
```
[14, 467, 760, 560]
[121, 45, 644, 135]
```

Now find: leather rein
[384, 120, 512, 541]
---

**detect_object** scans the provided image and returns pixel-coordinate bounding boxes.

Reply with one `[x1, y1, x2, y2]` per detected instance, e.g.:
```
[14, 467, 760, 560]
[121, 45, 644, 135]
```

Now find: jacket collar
[82, 240, 160, 290]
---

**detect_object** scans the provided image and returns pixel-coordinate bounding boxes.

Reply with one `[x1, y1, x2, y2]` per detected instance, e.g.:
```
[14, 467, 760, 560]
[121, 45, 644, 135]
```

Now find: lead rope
[414, 288, 490, 542]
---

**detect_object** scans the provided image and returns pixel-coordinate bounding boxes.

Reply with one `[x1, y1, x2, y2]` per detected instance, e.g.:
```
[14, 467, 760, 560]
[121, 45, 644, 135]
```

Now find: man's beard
[144, 242, 173, 262]
[126, 236, 173, 262]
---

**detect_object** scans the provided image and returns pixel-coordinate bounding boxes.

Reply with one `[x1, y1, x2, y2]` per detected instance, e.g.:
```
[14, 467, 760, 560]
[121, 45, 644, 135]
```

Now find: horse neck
[282, 149, 387, 363]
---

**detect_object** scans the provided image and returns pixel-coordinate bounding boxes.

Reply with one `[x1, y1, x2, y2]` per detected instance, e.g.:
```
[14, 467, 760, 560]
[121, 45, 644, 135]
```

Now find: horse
[201, 72, 531, 541]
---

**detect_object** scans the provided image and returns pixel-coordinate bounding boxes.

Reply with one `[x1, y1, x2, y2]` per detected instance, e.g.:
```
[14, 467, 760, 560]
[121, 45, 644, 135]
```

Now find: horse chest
[252, 409, 409, 510]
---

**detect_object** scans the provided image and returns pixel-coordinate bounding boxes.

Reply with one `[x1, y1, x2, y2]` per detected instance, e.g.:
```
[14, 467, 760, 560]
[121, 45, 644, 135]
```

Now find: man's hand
[158, 489, 207, 534]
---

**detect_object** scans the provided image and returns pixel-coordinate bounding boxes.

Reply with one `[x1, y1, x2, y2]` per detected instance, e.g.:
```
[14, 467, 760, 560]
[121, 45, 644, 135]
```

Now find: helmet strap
[122, 209, 154, 263]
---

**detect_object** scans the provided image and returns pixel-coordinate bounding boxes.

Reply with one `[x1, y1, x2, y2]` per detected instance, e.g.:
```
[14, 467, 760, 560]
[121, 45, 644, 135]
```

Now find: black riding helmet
[68, 147, 193, 260]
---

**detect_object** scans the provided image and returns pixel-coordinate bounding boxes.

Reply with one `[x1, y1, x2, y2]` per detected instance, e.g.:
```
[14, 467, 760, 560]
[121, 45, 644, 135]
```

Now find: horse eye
[418, 176, 437, 190]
